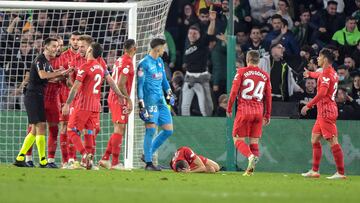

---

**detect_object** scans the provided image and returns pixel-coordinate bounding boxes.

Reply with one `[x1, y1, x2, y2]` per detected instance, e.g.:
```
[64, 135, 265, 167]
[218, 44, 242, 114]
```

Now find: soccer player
[99, 39, 136, 170]
[301, 48, 346, 179]
[227, 50, 272, 176]
[170, 146, 220, 173]
[13, 37, 70, 167]
[58, 31, 82, 167]
[137, 38, 175, 171]
[62, 42, 129, 169]
[44, 36, 64, 168]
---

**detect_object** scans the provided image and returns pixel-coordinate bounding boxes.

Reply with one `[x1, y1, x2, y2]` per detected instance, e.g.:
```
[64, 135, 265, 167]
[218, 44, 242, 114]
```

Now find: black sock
[146, 162, 153, 166]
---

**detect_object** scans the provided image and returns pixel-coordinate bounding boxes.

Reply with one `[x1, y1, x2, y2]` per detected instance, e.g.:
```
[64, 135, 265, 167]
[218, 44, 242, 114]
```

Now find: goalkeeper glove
[138, 100, 150, 122]
[166, 90, 176, 106]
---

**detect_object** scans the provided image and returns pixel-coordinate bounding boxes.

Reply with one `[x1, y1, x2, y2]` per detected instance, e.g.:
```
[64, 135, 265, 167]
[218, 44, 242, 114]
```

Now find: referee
[14, 37, 70, 167]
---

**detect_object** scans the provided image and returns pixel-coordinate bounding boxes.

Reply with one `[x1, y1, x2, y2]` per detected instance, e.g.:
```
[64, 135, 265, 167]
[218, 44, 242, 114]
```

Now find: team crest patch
[123, 67, 129, 74]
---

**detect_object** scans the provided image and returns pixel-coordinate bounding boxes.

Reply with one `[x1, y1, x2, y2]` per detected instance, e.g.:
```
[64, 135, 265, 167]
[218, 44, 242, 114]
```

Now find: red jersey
[307, 66, 338, 118]
[108, 53, 134, 104]
[69, 55, 107, 82]
[74, 59, 109, 112]
[170, 147, 207, 172]
[44, 56, 62, 102]
[227, 66, 272, 119]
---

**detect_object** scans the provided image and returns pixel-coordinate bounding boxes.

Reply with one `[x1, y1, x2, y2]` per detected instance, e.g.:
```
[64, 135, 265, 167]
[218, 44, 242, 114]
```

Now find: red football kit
[227, 66, 272, 138]
[307, 66, 339, 139]
[108, 53, 134, 124]
[68, 59, 109, 131]
[170, 147, 208, 172]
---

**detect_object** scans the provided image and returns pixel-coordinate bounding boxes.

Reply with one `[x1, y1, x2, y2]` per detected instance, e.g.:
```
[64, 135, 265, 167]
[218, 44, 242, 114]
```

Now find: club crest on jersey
[152, 72, 162, 79]
[322, 77, 330, 84]
[77, 69, 85, 77]
[158, 63, 162, 67]
[123, 67, 129, 74]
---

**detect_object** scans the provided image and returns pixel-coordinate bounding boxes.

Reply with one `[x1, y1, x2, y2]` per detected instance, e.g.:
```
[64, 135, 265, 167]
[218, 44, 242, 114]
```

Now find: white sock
[48, 158, 55, 163]
[25, 155, 32, 162]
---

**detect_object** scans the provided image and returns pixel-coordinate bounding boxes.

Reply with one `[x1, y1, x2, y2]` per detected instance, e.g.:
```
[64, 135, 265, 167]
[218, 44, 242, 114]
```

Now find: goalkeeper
[137, 38, 175, 171]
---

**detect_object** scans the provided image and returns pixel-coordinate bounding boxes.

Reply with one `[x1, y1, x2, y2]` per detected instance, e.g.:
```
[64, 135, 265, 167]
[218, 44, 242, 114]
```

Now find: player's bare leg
[233, 136, 257, 176]
[326, 136, 346, 179]
[302, 134, 321, 178]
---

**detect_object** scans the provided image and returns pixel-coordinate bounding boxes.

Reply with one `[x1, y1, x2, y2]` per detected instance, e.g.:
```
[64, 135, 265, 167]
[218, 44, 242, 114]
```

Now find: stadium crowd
[0, 0, 360, 120]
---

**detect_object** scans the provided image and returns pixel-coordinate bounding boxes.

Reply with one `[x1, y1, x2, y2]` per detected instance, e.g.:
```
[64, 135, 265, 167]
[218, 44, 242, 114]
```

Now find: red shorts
[44, 99, 60, 123]
[59, 85, 70, 121]
[312, 117, 338, 139]
[190, 155, 208, 170]
[233, 113, 263, 138]
[68, 109, 99, 132]
[109, 101, 128, 124]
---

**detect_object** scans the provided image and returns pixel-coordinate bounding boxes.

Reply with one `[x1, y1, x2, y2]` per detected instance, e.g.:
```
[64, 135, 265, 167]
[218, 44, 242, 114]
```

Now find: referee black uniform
[24, 53, 53, 124]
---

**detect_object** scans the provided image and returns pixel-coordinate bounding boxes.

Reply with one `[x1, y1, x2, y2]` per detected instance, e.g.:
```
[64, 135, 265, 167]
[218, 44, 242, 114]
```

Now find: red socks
[68, 136, 76, 160]
[68, 130, 86, 155]
[84, 134, 93, 155]
[60, 133, 68, 163]
[249, 144, 259, 157]
[312, 142, 322, 172]
[235, 140, 252, 158]
[111, 133, 123, 166]
[331, 144, 345, 175]
[47, 126, 58, 159]
[102, 136, 112, 161]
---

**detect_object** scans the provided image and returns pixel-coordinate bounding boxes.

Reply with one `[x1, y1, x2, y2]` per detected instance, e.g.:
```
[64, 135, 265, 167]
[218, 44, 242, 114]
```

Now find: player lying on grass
[170, 146, 220, 173]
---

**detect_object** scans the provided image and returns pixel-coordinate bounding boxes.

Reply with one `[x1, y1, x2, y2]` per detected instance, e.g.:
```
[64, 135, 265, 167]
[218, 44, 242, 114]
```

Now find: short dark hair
[300, 9, 311, 15]
[327, 0, 338, 6]
[150, 38, 166, 49]
[124, 39, 136, 50]
[199, 8, 209, 15]
[189, 25, 201, 32]
[79, 34, 94, 45]
[279, 0, 289, 7]
[271, 14, 283, 21]
[71, 31, 82, 36]
[43, 37, 58, 46]
[346, 16, 356, 22]
[90, 42, 103, 58]
[336, 64, 349, 71]
[319, 48, 335, 63]
[175, 160, 189, 172]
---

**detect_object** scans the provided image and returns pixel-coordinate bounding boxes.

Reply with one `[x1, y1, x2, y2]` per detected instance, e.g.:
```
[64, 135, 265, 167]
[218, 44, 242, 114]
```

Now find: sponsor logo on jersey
[152, 72, 163, 79]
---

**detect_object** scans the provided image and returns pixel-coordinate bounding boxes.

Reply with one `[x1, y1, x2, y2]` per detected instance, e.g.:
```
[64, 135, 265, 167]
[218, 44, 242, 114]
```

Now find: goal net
[0, 0, 172, 169]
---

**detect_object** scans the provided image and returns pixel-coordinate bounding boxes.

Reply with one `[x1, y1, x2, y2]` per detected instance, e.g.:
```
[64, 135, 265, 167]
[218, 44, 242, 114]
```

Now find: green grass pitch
[0, 165, 359, 203]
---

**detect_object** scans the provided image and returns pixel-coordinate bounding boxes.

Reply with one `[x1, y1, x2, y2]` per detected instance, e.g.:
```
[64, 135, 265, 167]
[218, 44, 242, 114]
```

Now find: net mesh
[0, 0, 172, 168]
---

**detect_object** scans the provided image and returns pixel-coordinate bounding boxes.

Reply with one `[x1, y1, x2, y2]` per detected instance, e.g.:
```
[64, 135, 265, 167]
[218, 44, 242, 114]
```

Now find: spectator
[311, 0, 345, 47]
[296, 45, 315, 74]
[350, 72, 360, 106]
[33, 10, 51, 38]
[214, 93, 227, 117]
[262, 42, 303, 101]
[332, 16, 360, 59]
[58, 13, 72, 43]
[105, 48, 118, 69]
[323, 0, 345, 13]
[234, 0, 252, 30]
[351, 40, 360, 68]
[32, 36, 43, 55]
[103, 18, 126, 55]
[343, 56, 357, 72]
[181, 25, 213, 116]
[262, 0, 294, 29]
[264, 14, 300, 57]
[192, 0, 213, 16]
[249, 0, 274, 25]
[337, 65, 353, 93]
[336, 87, 360, 120]
[293, 9, 315, 47]
[352, 0, 360, 28]
[197, 8, 210, 35]
[241, 26, 269, 56]
[171, 71, 184, 115]
[292, 78, 317, 119]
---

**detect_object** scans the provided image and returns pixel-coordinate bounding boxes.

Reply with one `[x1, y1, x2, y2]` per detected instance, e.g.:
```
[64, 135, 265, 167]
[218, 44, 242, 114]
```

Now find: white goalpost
[0, 0, 172, 169]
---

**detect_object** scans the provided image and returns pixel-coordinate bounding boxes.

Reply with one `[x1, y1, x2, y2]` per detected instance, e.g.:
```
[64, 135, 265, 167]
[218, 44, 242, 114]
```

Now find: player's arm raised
[62, 79, 81, 115]
[38, 63, 70, 80]
[227, 70, 242, 117]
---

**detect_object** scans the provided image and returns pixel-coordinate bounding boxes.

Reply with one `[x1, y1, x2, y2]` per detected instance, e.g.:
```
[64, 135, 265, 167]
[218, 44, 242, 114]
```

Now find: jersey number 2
[241, 79, 265, 101]
[93, 74, 102, 94]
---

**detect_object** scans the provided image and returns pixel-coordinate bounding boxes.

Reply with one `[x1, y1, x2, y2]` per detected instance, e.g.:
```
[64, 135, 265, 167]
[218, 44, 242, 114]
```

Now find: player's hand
[62, 104, 70, 115]
[263, 118, 270, 126]
[138, 100, 149, 121]
[166, 90, 176, 106]
[126, 98, 133, 114]
[301, 105, 309, 116]
[226, 111, 232, 118]
[209, 10, 217, 21]
[303, 68, 310, 78]
[281, 25, 288, 35]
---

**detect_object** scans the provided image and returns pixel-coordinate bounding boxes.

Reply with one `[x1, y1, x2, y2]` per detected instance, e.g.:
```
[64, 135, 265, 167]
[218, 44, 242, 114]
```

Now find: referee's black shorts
[24, 91, 46, 124]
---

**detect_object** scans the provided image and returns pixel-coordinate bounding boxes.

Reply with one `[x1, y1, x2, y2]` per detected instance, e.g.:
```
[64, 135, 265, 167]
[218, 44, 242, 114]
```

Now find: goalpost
[0, 0, 172, 169]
